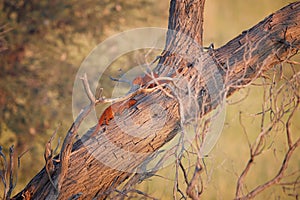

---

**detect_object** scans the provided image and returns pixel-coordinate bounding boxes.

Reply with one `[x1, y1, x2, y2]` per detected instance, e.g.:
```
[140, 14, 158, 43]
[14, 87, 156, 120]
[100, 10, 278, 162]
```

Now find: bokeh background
[0, 0, 299, 199]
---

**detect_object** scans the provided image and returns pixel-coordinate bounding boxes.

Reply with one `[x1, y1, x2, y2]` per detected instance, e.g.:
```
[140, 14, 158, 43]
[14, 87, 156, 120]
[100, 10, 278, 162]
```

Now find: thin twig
[80, 73, 96, 103]
[44, 127, 59, 191]
[6, 146, 15, 200]
[17, 148, 31, 169]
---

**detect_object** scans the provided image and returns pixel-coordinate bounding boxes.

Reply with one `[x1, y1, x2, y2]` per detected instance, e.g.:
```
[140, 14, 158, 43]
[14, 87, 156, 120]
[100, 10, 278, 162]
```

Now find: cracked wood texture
[12, 1, 300, 199]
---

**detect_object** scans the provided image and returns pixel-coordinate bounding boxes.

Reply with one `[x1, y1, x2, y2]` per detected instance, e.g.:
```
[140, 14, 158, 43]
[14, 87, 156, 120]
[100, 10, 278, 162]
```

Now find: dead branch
[235, 65, 300, 199]
[0, 145, 18, 200]
[44, 127, 59, 191]
[236, 137, 300, 200]
[186, 158, 204, 200]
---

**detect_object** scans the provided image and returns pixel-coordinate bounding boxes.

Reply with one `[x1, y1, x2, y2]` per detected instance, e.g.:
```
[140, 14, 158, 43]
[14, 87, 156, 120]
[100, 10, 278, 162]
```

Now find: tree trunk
[12, 1, 300, 199]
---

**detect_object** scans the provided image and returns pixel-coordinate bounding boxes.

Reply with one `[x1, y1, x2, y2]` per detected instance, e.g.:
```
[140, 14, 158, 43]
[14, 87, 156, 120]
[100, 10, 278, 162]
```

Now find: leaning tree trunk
[12, 1, 300, 199]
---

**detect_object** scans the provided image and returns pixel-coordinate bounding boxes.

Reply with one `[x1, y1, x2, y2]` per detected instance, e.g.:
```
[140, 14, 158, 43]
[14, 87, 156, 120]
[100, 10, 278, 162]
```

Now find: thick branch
[166, 0, 205, 45]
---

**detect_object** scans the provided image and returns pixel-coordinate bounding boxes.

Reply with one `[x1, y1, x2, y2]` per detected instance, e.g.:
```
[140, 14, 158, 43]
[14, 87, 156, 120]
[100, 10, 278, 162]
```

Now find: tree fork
[11, 1, 300, 199]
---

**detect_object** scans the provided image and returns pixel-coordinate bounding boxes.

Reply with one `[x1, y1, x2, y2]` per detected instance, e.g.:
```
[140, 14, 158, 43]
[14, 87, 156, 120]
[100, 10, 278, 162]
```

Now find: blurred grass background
[0, 0, 299, 199]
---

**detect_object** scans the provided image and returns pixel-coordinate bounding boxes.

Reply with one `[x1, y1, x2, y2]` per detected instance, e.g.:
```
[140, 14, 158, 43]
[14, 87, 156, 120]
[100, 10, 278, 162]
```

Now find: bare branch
[237, 138, 300, 200]
[17, 148, 31, 169]
[44, 127, 59, 191]
[80, 73, 96, 104]
[186, 158, 204, 200]
[5, 146, 16, 200]
[235, 63, 300, 199]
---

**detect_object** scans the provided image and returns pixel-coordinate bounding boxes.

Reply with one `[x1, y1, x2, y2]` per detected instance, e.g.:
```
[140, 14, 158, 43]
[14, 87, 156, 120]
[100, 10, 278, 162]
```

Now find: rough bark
[12, 1, 300, 199]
